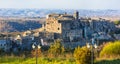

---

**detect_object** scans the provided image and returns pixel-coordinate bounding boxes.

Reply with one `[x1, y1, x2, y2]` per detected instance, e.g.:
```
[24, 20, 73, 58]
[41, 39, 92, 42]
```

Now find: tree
[114, 20, 120, 25]
[48, 39, 65, 56]
[31, 49, 42, 57]
[100, 41, 120, 58]
[74, 46, 91, 64]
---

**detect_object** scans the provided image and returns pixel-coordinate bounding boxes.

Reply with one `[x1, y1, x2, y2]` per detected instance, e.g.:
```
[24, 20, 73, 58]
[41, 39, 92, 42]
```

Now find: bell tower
[74, 11, 79, 20]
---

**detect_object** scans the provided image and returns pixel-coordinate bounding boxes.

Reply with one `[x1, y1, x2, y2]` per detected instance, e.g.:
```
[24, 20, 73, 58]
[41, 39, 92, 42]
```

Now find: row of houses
[0, 30, 47, 52]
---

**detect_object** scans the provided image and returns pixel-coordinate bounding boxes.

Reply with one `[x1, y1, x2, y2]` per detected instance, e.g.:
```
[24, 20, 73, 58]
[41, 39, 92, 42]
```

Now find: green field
[1, 56, 120, 64]
[0, 56, 75, 64]
[95, 59, 120, 64]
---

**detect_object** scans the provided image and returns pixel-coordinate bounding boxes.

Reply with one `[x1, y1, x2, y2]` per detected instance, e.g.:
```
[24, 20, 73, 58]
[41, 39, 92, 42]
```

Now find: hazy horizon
[0, 8, 119, 10]
[0, 0, 120, 10]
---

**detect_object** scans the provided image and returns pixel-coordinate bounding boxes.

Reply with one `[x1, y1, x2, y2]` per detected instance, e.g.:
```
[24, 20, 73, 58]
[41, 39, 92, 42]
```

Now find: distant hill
[0, 18, 43, 32]
[0, 9, 120, 17]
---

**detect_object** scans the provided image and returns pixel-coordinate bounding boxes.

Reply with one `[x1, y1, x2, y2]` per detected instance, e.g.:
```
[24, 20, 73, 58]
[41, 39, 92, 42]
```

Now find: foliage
[0, 49, 3, 53]
[0, 56, 75, 64]
[48, 39, 65, 56]
[31, 49, 42, 57]
[100, 41, 120, 58]
[74, 46, 91, 64]
[2, 56, 120, 64]
[114, 20, 120, 25]
[95, 59, 120, 64]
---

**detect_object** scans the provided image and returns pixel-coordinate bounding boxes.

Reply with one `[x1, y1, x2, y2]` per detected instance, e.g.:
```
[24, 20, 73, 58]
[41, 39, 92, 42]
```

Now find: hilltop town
[1, 0, 120, 63]
[0, 11, 120, 53]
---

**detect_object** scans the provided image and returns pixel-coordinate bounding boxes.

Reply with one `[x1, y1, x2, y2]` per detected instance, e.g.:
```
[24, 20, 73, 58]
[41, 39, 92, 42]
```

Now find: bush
[31, 49, 42, 57]
[74, 46, 91, 64]
[114, 20, 120, 25]
[100, 41, 120, 58]
[0, 49, 4, 53]
[48, 39, 65, 57]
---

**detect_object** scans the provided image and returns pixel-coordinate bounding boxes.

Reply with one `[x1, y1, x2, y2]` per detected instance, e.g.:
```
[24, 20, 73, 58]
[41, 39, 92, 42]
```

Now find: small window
[58, 28, 60, 30]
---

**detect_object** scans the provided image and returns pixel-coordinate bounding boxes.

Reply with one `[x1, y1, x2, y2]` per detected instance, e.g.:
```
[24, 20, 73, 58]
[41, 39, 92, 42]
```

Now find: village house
[0, 39, 12, 52]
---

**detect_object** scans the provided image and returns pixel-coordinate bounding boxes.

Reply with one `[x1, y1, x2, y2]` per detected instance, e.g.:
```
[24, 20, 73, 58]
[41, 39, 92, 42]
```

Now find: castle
[43, 11, 116, 46]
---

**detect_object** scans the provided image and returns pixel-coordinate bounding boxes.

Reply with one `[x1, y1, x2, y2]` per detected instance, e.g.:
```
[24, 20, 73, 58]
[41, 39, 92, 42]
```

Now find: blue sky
[0, 0, 119, 9]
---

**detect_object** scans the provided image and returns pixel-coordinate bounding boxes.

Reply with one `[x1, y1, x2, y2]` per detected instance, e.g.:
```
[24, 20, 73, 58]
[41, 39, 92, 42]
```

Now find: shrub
[74, 46, 91, 64]
[31, 49, 42, 57]
[0, 49, 4, 54]
[114, 20, 120, 25]
[48, 39, 65, 57]
[100, 41, 120, 58]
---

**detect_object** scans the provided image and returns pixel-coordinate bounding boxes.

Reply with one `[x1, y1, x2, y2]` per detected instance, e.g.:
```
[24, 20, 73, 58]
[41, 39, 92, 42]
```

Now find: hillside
[0, 17, 45, 32]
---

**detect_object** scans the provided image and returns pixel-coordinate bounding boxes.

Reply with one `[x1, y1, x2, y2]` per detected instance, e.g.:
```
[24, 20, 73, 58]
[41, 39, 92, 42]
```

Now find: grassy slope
[0, 56, 75, 64]
[1, 57, 120, 64]
[95, 59, 120, 64]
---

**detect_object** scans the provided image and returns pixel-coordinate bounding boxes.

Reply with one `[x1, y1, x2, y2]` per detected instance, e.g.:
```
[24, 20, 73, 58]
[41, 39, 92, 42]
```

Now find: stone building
[80, 18, 116, 39]
[0, 39, 12, 52]
[43, 11, 116, 46]
[45, 11, 83, 42]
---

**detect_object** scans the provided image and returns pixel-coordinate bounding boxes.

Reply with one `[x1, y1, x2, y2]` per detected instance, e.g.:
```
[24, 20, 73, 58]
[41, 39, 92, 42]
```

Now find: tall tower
[74, 11, 79, 20]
